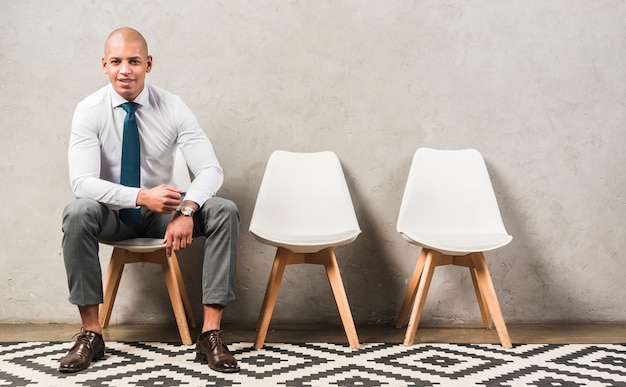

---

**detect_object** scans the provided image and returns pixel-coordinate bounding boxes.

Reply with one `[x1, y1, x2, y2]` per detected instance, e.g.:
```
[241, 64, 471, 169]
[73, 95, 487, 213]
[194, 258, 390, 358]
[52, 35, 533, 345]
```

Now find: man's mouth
[118, 78, 134, 85]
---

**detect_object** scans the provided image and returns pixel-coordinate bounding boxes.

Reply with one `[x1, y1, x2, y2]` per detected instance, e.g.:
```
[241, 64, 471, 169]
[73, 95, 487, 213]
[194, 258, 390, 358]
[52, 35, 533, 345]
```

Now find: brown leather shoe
[195, 330, 239, 373]
[59, 329, 105, 373]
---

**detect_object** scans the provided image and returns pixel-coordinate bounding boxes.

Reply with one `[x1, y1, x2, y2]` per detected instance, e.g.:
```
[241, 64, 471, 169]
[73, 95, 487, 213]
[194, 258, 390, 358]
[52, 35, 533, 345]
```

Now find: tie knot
[121, 102, 139, 114]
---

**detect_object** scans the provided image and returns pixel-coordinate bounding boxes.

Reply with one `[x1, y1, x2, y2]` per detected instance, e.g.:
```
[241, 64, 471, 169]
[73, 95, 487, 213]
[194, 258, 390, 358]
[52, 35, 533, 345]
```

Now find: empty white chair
[250, 150, 361, 349]
[99, 148, 196, 345]
[395, 148, 513, 348]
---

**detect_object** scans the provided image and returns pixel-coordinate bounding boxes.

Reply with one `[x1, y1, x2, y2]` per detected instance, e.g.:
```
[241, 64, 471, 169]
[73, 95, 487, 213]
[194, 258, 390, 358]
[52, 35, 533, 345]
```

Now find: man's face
[102, 37, 152, 101]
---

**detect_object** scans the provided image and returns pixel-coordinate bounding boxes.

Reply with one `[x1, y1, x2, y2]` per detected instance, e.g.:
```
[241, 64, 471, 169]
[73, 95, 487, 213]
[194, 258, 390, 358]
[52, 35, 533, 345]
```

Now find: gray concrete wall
[1, 1, 624, 326]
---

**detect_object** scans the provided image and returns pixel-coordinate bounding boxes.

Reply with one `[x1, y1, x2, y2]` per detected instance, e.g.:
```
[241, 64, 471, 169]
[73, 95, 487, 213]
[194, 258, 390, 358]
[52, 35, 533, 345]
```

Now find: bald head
[104, 27, 149, 57]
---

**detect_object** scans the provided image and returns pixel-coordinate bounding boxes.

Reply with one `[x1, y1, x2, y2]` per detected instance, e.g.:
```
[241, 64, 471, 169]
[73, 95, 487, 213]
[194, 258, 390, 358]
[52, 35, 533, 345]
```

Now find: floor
[1, 323, 625, 345]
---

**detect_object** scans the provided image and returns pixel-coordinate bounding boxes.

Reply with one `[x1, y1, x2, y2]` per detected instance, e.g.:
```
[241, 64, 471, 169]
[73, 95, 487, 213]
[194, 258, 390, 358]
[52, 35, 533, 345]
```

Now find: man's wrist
[180, 200, 199, 211]
[177, 200, 199, 217]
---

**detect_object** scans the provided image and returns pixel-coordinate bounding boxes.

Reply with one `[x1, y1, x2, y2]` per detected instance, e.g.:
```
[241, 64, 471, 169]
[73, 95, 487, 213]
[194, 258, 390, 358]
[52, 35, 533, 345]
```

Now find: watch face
[181, 206, 194, 216]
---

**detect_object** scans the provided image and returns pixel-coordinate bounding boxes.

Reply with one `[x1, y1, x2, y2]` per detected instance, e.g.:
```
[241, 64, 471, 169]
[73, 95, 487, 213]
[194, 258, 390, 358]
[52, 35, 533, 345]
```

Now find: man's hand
[164, 213, 194, 257]
[136, 184, 182, 214]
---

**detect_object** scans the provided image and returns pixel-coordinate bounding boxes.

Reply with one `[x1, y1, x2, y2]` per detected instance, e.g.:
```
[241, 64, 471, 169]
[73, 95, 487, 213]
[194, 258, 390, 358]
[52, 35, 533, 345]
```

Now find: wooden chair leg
[470, 252, 512, 348]
[254, 249, 288, 349]
[403, 249, 437, 346]
[321, 248, 360, 349]
[396, 249, 427, 328]
[169, 252, 196, 329]
[161, 253, 193, 346]
[99, 248, 126, 328]
[470, 267, 493, 329]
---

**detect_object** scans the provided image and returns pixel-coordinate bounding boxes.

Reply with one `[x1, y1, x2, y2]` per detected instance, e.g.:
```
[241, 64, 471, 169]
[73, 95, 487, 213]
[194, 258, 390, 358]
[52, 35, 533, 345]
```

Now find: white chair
[250, 150, 361, 349]
[99, 148, 197, 345]
[395, 148, 513, 348]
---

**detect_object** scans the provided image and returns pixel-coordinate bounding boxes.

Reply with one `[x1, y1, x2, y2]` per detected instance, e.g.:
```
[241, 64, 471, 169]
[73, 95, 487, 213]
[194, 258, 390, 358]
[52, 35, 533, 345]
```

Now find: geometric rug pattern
[0, 342, 624, 386]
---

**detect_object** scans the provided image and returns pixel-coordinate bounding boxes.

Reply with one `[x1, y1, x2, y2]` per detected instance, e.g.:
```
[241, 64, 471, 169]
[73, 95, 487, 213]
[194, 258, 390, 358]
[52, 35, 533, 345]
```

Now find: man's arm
[162, 97, 223, 255]
[68, 103, 140, 210]
[173, 97, 224, 209]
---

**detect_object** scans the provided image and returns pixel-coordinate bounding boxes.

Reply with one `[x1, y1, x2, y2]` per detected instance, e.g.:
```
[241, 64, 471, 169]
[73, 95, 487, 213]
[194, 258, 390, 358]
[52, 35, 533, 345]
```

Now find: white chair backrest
[397, 148, 508, 235]
[250, 150, 360, 238]
[174, 147, 192, 192]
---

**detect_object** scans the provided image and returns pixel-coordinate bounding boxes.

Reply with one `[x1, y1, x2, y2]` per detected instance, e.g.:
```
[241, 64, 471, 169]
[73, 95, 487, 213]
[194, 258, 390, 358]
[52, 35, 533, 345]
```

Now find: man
[59, 27, 239, 374]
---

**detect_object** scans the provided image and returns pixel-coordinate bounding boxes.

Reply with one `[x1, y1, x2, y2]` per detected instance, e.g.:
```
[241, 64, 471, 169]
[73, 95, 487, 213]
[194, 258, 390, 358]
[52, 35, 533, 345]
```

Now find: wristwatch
[179, 205, 195, 217]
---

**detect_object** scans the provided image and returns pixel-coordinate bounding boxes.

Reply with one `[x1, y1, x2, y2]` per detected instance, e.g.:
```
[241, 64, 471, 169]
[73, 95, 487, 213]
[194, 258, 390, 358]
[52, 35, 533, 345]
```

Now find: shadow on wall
[341, 162, 406, 325]
[486, 159, 592, 323]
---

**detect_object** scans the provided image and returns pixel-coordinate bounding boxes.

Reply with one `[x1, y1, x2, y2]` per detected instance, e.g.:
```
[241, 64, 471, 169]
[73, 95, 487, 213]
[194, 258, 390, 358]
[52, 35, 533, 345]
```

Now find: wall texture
[1, 1, 624, 327]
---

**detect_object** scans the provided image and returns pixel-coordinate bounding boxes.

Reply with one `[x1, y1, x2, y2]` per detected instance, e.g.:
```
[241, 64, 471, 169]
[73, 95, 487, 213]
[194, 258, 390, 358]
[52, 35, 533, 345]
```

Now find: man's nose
[120, 61, 131, 74]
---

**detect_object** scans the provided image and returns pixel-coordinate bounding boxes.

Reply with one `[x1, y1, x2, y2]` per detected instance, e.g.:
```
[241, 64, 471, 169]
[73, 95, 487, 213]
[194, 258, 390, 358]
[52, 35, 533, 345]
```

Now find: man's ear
[146, 55, 153, 73]
[102, 57, 108, 74]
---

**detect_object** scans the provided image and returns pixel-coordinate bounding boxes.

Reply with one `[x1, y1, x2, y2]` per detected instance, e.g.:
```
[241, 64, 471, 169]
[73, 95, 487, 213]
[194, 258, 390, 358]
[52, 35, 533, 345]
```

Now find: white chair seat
[399, 231, 512, 256]
[250, 228, 361, 253]
[111, 238, 166, 253]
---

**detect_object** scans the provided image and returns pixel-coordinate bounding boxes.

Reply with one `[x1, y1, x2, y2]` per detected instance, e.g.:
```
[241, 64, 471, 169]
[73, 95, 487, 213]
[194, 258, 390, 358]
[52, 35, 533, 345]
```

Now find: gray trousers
[62, 197, 238, 307]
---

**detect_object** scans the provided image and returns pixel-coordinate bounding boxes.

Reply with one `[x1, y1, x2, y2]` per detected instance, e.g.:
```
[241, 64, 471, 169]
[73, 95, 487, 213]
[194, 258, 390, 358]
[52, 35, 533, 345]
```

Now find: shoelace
[70, 329, 94, 352]
[207, 331, 226, 349]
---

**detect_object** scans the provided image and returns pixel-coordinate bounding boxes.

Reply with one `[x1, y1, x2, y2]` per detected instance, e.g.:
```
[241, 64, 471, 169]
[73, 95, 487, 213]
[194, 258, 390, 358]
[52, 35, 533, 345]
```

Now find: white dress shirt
[68, 83, 223, 210]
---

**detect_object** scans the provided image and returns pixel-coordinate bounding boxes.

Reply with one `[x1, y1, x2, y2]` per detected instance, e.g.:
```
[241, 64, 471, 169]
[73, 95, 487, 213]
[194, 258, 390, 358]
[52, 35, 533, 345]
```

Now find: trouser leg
[194, 197, 239, 306]
[62, 198, 138, 306]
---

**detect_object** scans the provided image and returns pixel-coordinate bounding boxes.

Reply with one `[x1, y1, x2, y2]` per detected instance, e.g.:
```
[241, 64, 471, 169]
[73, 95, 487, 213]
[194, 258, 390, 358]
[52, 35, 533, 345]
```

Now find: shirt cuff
[120, 186, 141, 208]
[182, 189, 212, 208]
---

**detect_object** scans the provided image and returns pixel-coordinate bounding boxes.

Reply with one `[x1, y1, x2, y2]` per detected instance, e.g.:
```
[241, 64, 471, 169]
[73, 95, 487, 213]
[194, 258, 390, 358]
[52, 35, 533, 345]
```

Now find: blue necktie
[119, 102, 141, 226]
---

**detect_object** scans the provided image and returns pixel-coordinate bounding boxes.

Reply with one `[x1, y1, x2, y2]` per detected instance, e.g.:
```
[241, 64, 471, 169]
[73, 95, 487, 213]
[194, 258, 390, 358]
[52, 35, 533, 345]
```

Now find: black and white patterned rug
[0, 342, 624, 386]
